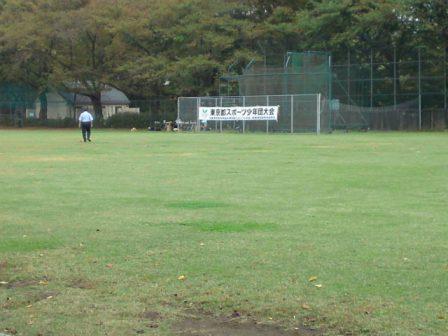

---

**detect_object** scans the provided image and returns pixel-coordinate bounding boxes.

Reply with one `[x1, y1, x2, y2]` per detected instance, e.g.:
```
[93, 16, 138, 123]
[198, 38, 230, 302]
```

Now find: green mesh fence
[0, 83, 36, 126]
[221, 49, 448, 130]
[237, 51, 332, 99]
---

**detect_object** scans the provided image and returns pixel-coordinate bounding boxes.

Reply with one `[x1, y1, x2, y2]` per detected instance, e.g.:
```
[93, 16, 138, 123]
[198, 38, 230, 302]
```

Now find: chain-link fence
[221, 48, 448, 130]
[177, 94, 326, 133]
[2, 48, 447, 131]
[332, 48, 447, 130]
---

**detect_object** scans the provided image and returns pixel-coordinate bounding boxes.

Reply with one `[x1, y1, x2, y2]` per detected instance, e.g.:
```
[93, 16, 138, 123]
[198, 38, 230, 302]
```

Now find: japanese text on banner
[199, 106, 279, 121]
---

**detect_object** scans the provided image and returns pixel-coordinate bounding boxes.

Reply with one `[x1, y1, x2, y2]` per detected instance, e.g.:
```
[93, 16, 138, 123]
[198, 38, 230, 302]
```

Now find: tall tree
[114, 0, 257, 97]
[0, 0, 56, 119]
[49, 0, 126, 119]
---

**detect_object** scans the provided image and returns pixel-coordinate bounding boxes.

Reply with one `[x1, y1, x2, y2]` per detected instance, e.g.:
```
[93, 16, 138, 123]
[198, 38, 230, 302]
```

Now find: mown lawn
[0, 129, 447, 335]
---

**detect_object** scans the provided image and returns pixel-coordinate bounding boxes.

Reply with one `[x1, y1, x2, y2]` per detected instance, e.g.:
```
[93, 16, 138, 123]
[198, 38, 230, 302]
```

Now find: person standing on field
[78, 109, 94, 142]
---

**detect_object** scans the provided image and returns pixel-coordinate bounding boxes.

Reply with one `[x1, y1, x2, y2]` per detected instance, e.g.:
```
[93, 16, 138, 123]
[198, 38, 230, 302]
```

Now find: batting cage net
[220, 49, 448, 130]
[237, 51, 331, 98]
[177, 94, 328, 134]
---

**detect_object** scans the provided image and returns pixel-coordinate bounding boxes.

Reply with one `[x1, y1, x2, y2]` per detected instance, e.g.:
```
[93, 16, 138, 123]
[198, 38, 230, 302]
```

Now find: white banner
[199, 106, 279, 121]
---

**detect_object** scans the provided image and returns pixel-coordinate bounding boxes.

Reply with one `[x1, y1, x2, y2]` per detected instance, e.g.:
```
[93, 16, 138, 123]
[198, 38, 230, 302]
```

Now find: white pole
[316, 93, 321, 134]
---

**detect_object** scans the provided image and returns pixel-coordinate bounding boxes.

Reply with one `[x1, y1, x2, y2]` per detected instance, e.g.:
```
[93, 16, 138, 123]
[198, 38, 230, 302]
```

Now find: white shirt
[79, 111, 94, 122]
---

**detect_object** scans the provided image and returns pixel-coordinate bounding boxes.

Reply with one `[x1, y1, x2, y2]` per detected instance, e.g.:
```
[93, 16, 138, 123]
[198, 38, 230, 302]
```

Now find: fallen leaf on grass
[302, 303, 311, 310]
[177, 275, 186, 281]
[106, 264, 113, 269]
[308, 276, 317, 282]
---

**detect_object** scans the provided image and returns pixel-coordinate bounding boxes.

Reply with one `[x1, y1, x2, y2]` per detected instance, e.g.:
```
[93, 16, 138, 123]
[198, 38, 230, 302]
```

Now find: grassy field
[0, 129, 447, 336]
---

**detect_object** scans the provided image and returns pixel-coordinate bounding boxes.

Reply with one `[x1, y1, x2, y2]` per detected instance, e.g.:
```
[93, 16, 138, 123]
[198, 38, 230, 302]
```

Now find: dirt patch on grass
[172, 314, 320, 336]
[67, 278, 96, 289]
[6, 276, 51, 290]
[0, 259, 8, 271]
[140, 310, 162, 321]
[6, 279, 39, 289]
[3, 327, 18, 335]
[34, 290, 59, 302]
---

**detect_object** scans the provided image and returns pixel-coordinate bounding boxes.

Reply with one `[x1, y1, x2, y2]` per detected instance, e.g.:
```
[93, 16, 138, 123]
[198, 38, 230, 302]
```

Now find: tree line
[0, 0, 446, 119]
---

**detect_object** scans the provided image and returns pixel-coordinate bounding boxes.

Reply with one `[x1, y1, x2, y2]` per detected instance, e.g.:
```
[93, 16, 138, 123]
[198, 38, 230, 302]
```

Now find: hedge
[103, 113, 153, 129]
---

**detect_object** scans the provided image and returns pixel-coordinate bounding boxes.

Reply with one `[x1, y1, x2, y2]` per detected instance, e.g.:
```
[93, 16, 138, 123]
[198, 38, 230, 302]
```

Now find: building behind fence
[0, 83, 177, 128]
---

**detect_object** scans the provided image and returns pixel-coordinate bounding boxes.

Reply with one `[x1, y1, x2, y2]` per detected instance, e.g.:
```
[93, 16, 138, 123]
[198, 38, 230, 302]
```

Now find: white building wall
[25, 91, 139, 120]
[32, 92, 73, 119]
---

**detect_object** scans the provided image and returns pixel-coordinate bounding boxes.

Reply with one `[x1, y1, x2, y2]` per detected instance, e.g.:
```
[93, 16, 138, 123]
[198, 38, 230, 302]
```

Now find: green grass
[0, 129, 447, 335]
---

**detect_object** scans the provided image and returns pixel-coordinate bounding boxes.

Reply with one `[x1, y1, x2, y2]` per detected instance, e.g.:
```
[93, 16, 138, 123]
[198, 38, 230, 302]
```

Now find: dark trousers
[81, 122, 91, 141]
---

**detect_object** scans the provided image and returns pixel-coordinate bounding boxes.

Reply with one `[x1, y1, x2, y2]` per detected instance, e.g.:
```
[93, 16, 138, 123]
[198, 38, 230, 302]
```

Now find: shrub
[104, 113, 152, 129]
[24, 117, 77, 128]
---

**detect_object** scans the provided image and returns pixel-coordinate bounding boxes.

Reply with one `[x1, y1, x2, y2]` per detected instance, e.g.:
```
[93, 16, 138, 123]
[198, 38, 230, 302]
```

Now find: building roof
[60, 88, 130, 106]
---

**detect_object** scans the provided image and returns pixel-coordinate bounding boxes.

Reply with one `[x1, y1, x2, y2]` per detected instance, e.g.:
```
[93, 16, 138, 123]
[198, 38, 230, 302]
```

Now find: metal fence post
[444, 47, 447, 126]
[393, 46, 397, 110]
[215, 98, 218, 131]
[418, 47, 422, 130]
[219, 97, 223, 133]
[242, 96, 246, 133]
[347, 49, 351, 113]
[266, 95, 269, 133]
[370, 49, 373, 124]
[196, 97, 201, 132]
[290, 95, 294, 134]
[177, 97, 180, 123]
[317, 93, 321, 134]
[328, 54, 333, 131]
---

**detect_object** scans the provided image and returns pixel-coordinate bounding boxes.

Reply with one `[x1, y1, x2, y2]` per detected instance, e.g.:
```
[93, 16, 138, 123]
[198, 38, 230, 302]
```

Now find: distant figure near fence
[78, 109, 94, 142]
